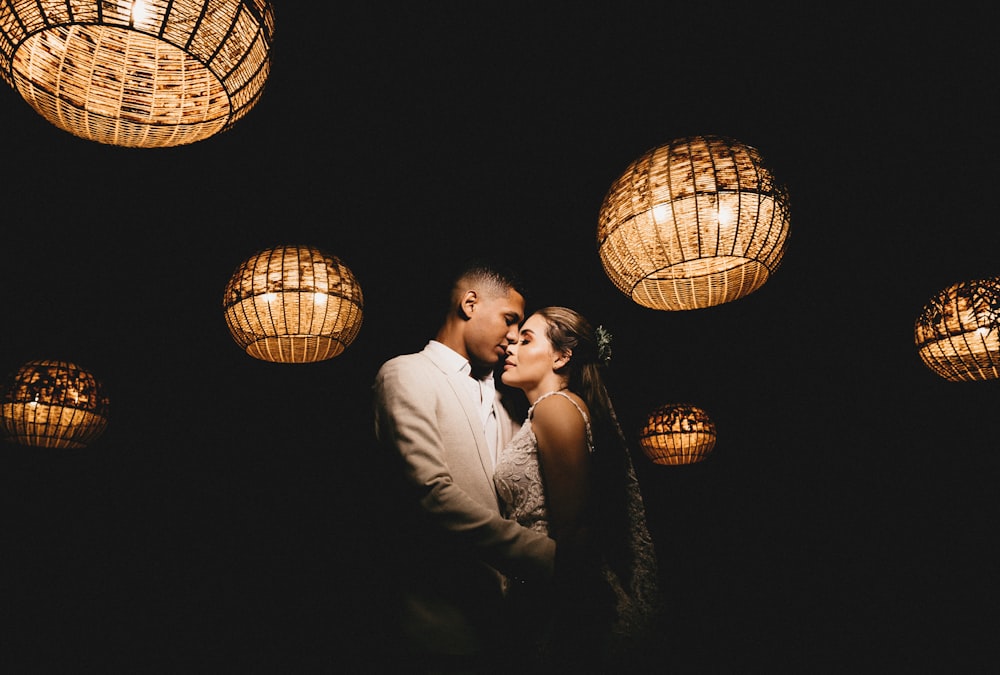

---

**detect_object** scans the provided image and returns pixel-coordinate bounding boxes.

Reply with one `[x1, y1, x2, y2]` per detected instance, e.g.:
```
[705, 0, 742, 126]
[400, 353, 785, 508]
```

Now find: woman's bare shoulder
[532, 391, 589, 444]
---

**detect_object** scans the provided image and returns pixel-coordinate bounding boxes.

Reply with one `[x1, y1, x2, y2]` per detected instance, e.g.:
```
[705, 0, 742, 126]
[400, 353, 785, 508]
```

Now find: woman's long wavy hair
[534, 306, 634, 582]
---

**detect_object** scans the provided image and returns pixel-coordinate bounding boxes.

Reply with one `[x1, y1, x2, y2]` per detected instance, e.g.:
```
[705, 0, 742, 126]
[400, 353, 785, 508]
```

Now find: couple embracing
[372, 260, 661, 673]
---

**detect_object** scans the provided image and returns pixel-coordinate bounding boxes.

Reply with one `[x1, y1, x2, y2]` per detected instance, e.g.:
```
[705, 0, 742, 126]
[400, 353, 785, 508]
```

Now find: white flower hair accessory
[595, 325, 613, 365]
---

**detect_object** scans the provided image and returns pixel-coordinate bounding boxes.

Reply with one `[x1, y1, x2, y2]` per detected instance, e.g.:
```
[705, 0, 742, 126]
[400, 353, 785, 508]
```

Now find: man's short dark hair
[446, 258, 529, 312]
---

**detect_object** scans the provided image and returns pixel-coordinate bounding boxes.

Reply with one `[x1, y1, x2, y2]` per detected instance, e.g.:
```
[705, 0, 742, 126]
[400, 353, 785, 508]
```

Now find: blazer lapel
[421, 347, 496, 483]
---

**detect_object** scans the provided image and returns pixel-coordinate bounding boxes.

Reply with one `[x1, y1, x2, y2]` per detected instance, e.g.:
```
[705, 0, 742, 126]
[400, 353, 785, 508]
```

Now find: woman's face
[501, 313, 561, 391]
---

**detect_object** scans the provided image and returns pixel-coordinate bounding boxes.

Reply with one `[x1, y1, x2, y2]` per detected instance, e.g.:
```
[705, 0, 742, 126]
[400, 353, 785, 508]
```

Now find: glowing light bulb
[718, 205, 736, 228]
[313, 292, 328, 306]
[129, 0, 152, 28]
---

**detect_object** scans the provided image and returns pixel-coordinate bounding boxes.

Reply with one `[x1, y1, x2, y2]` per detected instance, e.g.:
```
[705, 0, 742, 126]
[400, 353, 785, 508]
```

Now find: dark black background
[2, 4, 998, 671]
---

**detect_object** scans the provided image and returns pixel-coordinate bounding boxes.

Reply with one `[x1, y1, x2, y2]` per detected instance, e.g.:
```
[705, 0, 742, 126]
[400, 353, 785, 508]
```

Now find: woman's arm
[531, 394, 592, 548]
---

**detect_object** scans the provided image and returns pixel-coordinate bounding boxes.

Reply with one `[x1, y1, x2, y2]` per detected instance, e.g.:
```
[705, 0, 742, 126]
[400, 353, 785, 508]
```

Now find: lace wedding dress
[494, 390, 660, 656]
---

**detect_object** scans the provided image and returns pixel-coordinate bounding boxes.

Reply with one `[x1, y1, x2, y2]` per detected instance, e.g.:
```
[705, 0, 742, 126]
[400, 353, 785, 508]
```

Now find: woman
[494, 306, 660, 667]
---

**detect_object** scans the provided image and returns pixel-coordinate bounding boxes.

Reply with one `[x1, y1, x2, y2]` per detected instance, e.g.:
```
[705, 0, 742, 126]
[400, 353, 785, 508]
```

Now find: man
[373, 260, 556, 670]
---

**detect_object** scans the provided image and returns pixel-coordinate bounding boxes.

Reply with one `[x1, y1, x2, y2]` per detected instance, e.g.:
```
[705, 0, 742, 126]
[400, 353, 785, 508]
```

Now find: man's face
[466, 288, 524, 370]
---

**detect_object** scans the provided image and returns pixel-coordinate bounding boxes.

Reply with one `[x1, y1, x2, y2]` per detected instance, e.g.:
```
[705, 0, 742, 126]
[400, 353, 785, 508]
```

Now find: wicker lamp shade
[915, 275, 1000, 382]
[0, 0, 274, 148]
[223, 245, 364, 364]
[639, 403, 716, 466]
[598, 135, 791, 311]
[0, 359, 110, 448]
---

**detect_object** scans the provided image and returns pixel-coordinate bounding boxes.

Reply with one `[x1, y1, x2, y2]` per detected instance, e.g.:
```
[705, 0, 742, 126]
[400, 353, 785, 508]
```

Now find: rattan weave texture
[638, 402, 716, 466]
[223, 245, 365, 364]
[915, 276, 1000, 382]
[0, 0, 274, 147]
[598, 135, 791, 311]
[0, 359, 110, 449]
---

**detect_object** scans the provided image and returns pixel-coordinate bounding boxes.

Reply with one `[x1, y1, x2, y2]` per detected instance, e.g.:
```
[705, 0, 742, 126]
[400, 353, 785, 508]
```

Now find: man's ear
[458, 290, 478, 320]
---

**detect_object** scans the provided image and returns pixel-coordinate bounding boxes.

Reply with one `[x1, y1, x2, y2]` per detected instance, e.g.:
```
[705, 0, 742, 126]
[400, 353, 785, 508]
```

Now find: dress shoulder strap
[528, 390, 594, 453]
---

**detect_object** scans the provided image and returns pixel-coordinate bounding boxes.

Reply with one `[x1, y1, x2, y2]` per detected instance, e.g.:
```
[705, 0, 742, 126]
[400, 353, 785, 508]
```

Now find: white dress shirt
[426, 340, 500, 467]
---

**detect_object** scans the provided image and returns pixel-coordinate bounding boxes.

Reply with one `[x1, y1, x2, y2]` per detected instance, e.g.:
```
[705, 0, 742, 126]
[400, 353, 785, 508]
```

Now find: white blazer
[373, 343, 556, 656]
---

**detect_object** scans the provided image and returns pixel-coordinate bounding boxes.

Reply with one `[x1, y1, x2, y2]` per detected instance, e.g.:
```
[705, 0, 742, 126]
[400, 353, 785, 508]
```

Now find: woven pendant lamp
[915, 275, 1000, 382]
[0, 359, 110, 449]
[0, 0, 274, 148]
[223, 245, 364, 364]
[598, 135, 791, 310]
[639, 403, 717, 465]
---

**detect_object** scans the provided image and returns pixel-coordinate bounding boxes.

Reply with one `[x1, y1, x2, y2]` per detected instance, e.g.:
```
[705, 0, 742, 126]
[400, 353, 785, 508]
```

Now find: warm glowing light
[598, 135, 791, 311]
[639, 403, 717, 465]
[915, 275, 1000, 381]
[0, 1, 276, 148]
[223, 245, 365, 363]
[129, 0, 152, 27]
[0, 360, 110, 449]
[652, 203, 671, 223]
[717, 204, 736, 228]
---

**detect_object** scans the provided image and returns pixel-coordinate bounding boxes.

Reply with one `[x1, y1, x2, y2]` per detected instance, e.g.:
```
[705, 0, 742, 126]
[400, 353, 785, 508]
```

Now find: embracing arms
[373, 355, 555, 581]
